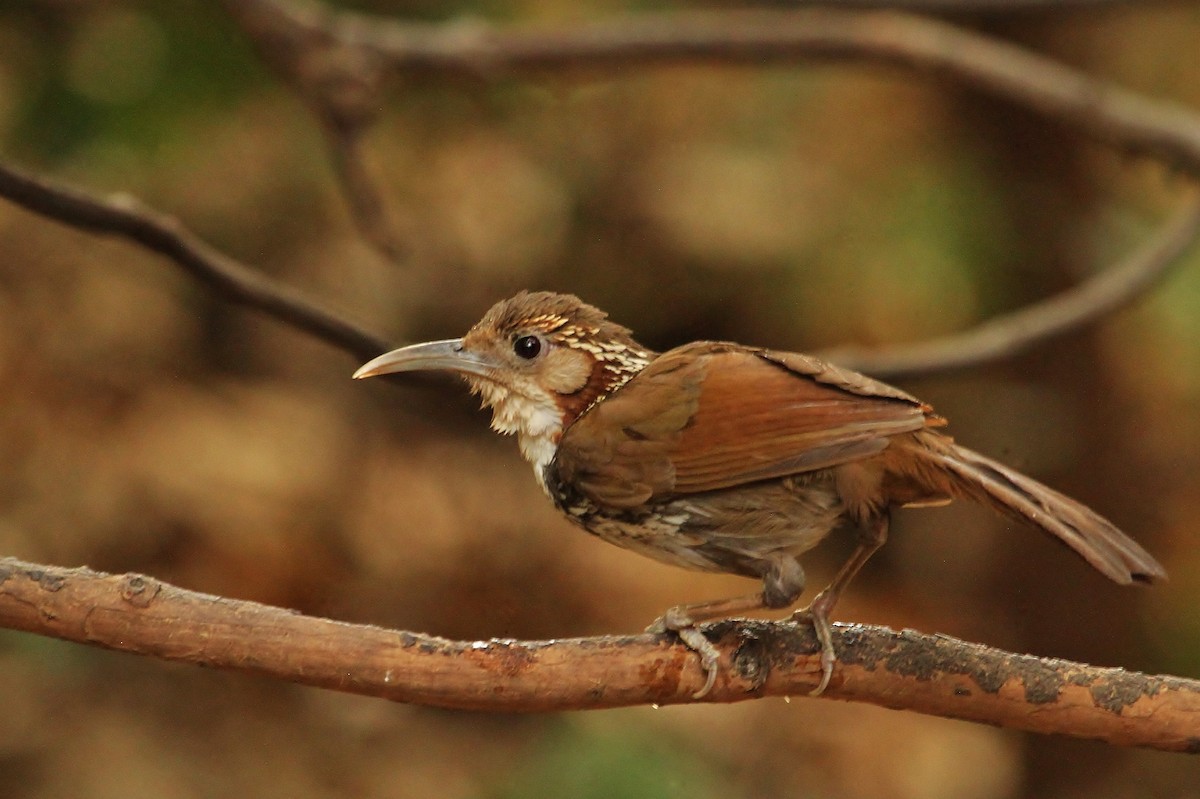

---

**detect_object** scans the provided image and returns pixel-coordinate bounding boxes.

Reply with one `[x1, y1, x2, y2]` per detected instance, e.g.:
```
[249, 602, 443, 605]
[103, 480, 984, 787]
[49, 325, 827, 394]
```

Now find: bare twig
[220, 2, 1200, 177]
[212, 0, 1200, 375]
[823, 189, 1200, 379]
[0, 160, 389, 362]
[782, 0, 1166, 9]
[2, 156, 1195, 379]
[219, 0, 1200, 273]
[321, 120, 410, 265]
[222, 0, 410, 266]
[759, 0, 1171, 9]
[1, 556, 1195, 750]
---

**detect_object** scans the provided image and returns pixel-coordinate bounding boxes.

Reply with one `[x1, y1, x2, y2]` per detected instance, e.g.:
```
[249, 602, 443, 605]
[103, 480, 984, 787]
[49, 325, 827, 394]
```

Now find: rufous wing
[553, 342, 935, 509]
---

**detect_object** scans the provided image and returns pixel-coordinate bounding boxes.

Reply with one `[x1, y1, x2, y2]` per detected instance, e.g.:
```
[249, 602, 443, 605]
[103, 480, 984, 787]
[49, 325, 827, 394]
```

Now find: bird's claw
[647, 611, 720, 698]
[675, 626, 720, 698]
[791, 603, 836, 696]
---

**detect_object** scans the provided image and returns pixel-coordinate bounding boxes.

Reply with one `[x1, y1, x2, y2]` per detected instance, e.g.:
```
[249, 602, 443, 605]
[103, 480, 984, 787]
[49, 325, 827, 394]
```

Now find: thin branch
[4, 6, 1200, 377]
[0, 160, 389, 362]
[211, 0, 1200, 375]
[822, 189, 1200, 379]
[222, 0, 409, 267]
[321, 119, 410, 265]
[787, 0, 1161, 8]
[221, 2, 1200, 177]
[219, 0, 1200, 275]
[1, 556, 1196, 750]
[765, 0, 1176, 9]
[2, 156, 1195, 379]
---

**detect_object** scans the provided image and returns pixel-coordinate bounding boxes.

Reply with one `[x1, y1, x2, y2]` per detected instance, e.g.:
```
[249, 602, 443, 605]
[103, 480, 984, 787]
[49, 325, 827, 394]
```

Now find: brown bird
[354, 291, 1165, 697]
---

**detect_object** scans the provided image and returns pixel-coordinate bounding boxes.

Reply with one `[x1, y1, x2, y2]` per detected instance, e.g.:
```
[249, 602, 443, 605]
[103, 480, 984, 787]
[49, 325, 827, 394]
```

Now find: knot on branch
[120, 574, 162, 609]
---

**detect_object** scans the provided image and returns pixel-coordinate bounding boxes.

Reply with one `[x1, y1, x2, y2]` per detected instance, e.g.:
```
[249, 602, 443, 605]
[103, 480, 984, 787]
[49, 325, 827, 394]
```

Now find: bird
[353, 290, 1166, 698]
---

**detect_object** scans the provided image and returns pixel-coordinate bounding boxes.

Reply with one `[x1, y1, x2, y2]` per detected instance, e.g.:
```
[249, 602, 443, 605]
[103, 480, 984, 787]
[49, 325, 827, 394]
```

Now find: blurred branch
[4, 6, 1200, 377]
[1, 556, 1196, 751]
[0, 160, 389, 362]
[787, 0, 1167, 7]
[320, 119, 410, 265]
[823, 188, 1200, 379]
[211, 0, 1200, 375]
[2, 156, 1197, 383]
[222, 0, 410, 266]
[220, 1, 1200, 176]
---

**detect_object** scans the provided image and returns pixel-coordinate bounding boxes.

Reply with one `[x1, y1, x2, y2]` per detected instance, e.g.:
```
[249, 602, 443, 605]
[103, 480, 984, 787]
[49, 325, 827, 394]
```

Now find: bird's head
[354, 291, 654, 476]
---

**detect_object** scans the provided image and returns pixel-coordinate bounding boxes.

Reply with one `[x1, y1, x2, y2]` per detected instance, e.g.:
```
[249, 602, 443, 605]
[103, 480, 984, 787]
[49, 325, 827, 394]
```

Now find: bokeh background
[1, 1, 1199, 797]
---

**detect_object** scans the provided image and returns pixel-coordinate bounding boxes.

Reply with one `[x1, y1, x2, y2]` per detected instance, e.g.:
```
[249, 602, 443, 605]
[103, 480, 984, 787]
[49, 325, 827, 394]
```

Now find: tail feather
[907, 432, 1166, 585]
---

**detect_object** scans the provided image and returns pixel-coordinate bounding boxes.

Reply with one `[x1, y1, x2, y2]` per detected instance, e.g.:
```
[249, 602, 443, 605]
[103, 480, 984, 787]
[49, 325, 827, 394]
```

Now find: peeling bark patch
[732, 630, 770, 692]
[489, 640, 536, 678]
[635, 637, 688, 697]
[881, 635, 938, 682]
[640, 657, 685, 696]
[1090, 673, 1151, 713]
[708, 619, 813, 687]
[455, 638, 541, 679]
[1019, 664, 1065, 704]
[835, 626, 1078, 700]
[17, 566, 65, 591]
[396, 631, 466, 656]
[36, 571, 65, 592]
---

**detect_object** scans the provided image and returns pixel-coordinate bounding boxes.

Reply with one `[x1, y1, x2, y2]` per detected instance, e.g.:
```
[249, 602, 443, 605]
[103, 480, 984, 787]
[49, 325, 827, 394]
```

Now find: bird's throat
[469, 377, 564, 489]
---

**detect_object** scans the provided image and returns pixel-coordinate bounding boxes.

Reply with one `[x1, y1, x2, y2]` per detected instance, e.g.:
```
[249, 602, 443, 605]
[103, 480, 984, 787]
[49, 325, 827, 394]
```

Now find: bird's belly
[553, 473, 847, 578]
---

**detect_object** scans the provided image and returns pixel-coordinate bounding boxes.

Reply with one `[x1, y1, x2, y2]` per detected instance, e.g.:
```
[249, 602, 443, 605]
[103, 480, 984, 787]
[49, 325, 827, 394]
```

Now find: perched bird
[354, 291, 1165, 697]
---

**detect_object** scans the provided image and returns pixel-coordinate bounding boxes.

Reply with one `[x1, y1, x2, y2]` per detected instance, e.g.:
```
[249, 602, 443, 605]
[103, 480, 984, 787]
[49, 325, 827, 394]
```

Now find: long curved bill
[352, 338, 499, 380]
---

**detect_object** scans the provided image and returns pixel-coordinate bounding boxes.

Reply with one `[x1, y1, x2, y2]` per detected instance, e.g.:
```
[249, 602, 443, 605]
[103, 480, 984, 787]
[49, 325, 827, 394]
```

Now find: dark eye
[513, 335, 542, 360]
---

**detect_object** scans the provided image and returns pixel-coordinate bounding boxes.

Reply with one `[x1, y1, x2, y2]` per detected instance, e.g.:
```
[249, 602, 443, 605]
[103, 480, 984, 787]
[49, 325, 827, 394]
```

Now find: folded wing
[553, 342, 937, 509]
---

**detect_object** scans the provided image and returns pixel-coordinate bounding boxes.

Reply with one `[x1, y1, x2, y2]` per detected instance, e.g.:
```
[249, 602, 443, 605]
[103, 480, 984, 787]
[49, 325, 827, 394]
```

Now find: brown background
[0, 1, 1198, 797]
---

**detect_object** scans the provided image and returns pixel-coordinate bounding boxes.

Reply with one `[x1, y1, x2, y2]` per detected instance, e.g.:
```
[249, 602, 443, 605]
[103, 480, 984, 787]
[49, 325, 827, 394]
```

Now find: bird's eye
[513, 335, 542, 360]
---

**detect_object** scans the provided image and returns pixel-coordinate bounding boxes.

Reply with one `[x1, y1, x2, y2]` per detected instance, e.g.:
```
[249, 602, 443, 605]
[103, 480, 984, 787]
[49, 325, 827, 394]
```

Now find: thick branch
[824, 189, 1200, 379]
[0, 557, 1196, 750]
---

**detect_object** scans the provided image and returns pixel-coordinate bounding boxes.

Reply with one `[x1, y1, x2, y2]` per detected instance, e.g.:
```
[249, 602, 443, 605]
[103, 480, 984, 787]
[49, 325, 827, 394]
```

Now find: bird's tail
[902, 431, 1166, 585]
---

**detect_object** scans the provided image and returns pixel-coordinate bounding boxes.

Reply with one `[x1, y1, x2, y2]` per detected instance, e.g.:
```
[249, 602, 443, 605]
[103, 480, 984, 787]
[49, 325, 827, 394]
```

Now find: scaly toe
[675, 626, 720, 699]
[793, 606, 837, 696]
[647, 605, 693, 634]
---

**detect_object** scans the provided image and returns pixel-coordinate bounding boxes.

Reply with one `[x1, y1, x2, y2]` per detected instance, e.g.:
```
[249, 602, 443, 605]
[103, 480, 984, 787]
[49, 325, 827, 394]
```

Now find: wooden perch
[1, 556, 1196, 751]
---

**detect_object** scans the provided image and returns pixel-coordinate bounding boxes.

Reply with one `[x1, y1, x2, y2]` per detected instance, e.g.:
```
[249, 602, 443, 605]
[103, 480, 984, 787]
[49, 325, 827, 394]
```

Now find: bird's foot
[791, 595, 837, 696]
[647, 609, 720, 699]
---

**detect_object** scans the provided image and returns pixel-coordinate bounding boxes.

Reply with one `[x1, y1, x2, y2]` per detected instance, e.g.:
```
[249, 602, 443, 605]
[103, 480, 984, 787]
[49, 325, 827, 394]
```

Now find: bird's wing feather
[554, 342, 933, 509]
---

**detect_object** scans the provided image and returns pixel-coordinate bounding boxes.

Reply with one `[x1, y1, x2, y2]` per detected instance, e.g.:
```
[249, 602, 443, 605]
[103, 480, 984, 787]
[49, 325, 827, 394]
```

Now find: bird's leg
[792, 514, 889, 696]
[649, 556, 805, 699]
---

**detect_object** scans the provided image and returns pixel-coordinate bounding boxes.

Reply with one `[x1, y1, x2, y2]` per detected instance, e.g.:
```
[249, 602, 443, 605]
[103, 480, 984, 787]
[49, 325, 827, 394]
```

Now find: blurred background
[1, 1, 1198, 797]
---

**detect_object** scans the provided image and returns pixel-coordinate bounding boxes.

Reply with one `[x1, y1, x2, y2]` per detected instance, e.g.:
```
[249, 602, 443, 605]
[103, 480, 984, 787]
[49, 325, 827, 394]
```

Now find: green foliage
[2, 1, 265, 162]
